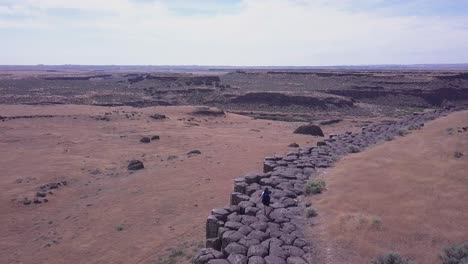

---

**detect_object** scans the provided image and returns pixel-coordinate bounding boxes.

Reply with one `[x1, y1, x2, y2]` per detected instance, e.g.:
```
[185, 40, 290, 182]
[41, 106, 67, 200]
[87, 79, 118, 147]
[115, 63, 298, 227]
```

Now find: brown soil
[308, 110, 468, 264]
[0, 104, 358, 264]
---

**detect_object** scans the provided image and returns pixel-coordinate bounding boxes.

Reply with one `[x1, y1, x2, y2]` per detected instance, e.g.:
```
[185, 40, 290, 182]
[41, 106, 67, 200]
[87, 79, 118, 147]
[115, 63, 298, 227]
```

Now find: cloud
[0, 0, 467, 65]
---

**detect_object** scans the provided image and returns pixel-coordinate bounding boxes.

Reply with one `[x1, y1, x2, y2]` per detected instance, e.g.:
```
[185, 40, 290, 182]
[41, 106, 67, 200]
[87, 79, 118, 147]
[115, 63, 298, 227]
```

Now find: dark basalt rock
[293, 125, 324, 137]
[128, 160, 144, 170]
[140, 137, 151, 143]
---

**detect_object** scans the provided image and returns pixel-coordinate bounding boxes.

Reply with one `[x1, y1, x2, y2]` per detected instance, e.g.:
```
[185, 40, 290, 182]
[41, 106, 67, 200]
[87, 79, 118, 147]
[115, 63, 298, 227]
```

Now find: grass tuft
[305, 179, 326, 195]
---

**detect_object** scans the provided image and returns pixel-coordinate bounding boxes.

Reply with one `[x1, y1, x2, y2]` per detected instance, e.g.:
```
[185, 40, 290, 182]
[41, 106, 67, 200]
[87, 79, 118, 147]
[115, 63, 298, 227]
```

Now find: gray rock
[188, 149, 202, 155]
[250, 221, 268, 232]
[288, 143, 299, 148]
[193, 248, 224, 264]
[264, 256, 286, 264]
[239, 237, 261, 248]
[238, 225, 253, 236]
[212, 208, 230, 222]
[208, 260, 230, 264]
[231, 192, 250, 206]
[228, 253, 248, 264]
[235, 182, 248, 194]
[247, 245, 268, 257]
[228, 213, 242, 222]
[222, 231, 244, 249]
[294, 125, 324, 137]
[264, 161, 276, 173]
[241, 215, 259, 225]
[224, 242, 247, 255]
[286, 257, 308, 264]
[282, 246, 305, 257]
[261, 238, 284, 249]
[248, 256, 266, 264]
[247, 230, 269, 241]
[207, 215, 221, 238]
[292, 238, 307, 248]
[140, 137, 151, 143]
[206, 237, 221, 251]
[269, 243, 287, 259]
[127, 160, 144, 170]
[245, 207, 261, 216]
[225, 221, 244, 231]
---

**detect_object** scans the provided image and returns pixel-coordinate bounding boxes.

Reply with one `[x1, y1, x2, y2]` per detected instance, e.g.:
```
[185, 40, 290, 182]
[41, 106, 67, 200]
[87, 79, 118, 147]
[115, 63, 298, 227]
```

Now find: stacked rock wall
[194, 108, 454, 264]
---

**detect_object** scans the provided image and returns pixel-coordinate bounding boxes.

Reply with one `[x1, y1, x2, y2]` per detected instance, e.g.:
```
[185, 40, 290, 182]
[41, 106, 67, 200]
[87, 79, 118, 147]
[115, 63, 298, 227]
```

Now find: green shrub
[305, 207, 318, 218]
[305, 180, 326, 195]
[371, 252, 414, 264]
[348, 145, 361, 153]
[398, 129, 409, 137]
[440, 241, 468, 264]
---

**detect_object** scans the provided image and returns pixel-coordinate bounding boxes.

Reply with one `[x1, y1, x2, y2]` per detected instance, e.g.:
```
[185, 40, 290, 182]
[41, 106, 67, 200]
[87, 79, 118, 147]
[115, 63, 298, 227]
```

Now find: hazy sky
[1, 0, 468, 65]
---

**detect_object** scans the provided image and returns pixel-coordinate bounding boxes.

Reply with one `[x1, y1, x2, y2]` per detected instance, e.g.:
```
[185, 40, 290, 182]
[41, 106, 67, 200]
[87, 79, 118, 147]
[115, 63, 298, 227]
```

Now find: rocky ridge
[193, 107, 456, 264]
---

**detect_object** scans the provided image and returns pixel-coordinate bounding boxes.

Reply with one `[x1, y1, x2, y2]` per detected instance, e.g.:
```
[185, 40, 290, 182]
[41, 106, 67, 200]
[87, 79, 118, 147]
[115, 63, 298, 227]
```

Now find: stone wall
[193, 108, 455, 264]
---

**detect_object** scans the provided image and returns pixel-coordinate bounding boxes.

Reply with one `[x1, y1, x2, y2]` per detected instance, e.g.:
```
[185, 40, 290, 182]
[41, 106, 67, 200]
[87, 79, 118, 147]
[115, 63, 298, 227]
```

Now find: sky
[1, 0, 468, 66]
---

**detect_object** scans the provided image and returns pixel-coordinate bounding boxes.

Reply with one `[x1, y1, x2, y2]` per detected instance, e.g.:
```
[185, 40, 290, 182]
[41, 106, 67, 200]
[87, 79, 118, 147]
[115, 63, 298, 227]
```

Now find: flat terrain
[1, 67, 467, 264]
[308, 110, 468, 264]
[0, 104, 361, 264]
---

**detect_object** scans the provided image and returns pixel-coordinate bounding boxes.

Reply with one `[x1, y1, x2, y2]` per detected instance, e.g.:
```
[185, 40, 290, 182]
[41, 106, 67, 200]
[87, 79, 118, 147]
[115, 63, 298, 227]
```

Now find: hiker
[261, 187, 271, 215]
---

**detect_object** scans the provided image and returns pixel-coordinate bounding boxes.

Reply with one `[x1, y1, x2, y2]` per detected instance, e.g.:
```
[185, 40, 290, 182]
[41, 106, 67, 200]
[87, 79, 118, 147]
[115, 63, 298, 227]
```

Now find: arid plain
[1, 66, 467, 264]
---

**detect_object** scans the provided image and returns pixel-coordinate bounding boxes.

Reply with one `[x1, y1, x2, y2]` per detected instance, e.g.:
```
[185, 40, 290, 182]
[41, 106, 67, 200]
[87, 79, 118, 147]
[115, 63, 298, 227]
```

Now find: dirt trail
[308, 110, 468, 264]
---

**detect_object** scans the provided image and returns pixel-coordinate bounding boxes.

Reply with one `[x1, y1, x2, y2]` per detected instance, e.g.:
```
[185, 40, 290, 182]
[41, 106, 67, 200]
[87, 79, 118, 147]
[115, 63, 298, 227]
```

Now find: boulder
[208, 260, 230, 264]
[127, 160, 144, 170]
[224, 242, 247, 255]
[140, 137, 151, 143]
[294, 125, 324, 137]
[248, 256, 266, 264]
[207, 238, 221, 251]
[188, 150, 202, 156]
[286, 257, 308, 264]
[193, 248, 224, 264]
[207, 215, 221, 238]
[231, 192, 250, 206]
[247, 245, 268, 257]
[264, 256, 286, 264]
[150, 114, 166, 120]
[227, 253, 248, 264]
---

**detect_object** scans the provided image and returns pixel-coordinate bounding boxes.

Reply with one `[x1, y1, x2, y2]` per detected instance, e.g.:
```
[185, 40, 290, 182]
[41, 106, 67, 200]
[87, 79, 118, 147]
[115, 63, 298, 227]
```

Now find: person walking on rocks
[261, 187, 271, 216]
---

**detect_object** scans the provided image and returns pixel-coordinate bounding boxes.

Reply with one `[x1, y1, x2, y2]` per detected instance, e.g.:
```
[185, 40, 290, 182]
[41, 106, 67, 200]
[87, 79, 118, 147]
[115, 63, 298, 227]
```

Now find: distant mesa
[294, 124, 324, 137]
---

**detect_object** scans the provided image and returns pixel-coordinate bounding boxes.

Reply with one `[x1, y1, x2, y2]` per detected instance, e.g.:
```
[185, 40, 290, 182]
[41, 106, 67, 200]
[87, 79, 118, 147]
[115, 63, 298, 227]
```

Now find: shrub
[305, 180, 326, 195]
[385, 136, 394, 141]
[348, 145, 361, 153]
[454, 152, 464, 159]
[407, 124, 421, 131]
[371, 252, 414, 264]
[440, 241, 468, 264]
[398, 129, 409, 137]
[305, 208, 318, 218]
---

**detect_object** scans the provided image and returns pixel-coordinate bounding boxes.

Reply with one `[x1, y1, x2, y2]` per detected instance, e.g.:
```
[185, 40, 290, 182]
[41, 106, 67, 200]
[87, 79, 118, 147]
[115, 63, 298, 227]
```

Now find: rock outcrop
[194, 108, 454, 264]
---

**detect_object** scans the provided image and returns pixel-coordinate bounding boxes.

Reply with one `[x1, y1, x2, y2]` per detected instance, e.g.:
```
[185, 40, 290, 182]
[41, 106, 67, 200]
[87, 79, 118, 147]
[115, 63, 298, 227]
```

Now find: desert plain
[0, 65, 467, 264]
